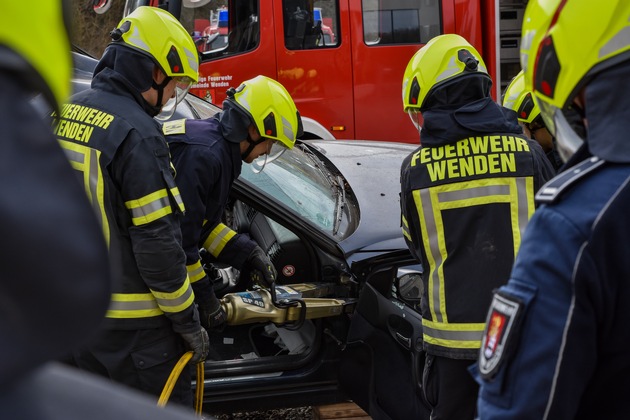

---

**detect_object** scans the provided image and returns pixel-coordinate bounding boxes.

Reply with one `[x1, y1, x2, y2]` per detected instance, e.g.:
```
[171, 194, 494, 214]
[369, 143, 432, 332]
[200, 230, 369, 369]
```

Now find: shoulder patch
[478, 291, 524, 380]
[162, 119, 187, 136]
[536, 156, 605, 204]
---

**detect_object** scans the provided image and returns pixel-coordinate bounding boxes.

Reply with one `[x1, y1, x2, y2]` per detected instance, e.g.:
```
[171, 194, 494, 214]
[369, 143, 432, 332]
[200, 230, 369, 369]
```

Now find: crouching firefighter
[163, 75, 303, 332]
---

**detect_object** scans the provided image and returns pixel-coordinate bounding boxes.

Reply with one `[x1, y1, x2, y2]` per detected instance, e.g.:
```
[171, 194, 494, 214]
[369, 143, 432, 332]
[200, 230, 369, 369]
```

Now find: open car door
[339, 252, 430, 420]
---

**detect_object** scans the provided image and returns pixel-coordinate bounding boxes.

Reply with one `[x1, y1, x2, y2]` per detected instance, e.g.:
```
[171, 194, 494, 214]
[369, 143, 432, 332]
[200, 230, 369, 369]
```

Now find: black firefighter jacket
[54, 69, 198, 334]
[400, 98, 556, 360]
[164, 117, 257, 301]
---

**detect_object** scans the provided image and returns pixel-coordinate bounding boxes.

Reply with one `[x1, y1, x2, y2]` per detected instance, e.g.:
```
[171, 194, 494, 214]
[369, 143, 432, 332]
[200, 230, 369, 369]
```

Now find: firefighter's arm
[201, 222, 257, 269]
[170, 146, 227, 328]
[116, 135, 200, 334]
[201, 222, 275, 287]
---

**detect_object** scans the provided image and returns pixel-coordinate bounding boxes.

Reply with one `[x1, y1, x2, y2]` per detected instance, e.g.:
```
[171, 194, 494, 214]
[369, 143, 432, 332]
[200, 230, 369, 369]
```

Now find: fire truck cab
[124, 0, 526, 143]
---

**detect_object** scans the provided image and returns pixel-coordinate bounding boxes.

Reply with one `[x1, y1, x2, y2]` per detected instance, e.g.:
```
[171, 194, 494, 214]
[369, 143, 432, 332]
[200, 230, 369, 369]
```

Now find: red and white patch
[478, 292, 523, 379]
[282, 265, 296, 277]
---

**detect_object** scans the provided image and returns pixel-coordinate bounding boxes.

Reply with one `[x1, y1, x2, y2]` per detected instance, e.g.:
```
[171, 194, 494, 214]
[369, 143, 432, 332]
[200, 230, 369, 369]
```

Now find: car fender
[301, 116, 336, 140]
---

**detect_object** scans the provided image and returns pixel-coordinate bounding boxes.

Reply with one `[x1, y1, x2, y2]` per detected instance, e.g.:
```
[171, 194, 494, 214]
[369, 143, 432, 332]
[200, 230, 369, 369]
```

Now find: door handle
[395, 331, 411, 349]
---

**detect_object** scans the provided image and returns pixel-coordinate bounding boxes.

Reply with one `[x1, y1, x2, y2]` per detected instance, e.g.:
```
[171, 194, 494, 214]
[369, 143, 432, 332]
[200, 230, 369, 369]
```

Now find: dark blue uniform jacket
[473, 64, 630, 419]
[167, 117, 257, 270]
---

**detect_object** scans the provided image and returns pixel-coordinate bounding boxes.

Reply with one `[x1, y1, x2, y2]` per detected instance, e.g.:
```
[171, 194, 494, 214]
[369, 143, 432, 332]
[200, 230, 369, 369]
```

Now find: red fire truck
[121, 0, 525, 143]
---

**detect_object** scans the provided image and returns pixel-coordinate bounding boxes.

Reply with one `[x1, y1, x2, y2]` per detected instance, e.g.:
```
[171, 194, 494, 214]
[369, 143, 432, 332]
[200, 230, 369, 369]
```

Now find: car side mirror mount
[394, 265, 423, 311]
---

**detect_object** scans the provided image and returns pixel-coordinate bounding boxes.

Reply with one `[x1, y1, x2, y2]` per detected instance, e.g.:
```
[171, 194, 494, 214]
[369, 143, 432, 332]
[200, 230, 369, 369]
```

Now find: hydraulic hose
[157, 351, 205, 415]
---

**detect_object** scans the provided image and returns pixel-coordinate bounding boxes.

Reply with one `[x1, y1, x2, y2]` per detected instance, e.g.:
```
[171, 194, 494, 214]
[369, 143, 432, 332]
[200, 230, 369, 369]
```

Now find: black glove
[246, 246, 277, 288]
[179, 327, 209, 364]
[198, 294, 227, 332]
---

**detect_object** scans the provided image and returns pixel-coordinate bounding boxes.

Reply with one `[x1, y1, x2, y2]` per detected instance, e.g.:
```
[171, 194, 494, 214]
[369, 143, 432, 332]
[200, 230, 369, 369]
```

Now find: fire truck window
[362, 0, 441, 46]
[192, 0, 260, 60]
[283, 0, 339, 50]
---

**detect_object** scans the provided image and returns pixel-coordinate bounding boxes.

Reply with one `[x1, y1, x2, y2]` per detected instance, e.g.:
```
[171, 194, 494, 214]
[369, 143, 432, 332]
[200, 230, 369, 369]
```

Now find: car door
[339, 251, 431, 420]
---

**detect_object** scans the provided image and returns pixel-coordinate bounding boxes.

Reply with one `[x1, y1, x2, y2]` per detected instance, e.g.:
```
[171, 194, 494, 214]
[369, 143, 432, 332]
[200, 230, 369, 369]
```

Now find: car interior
[200, 195, 355, 368]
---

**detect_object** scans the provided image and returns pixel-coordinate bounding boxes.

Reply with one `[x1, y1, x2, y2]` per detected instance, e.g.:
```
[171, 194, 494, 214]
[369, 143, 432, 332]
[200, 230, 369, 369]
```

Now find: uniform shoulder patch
[536, 156, 605, 204]
[162, 118, 187, 136]
[478, 291, 524, 380]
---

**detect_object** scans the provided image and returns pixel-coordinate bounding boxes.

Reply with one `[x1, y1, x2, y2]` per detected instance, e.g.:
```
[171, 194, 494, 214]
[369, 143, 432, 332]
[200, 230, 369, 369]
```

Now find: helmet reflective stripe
[435, 57, 465, 84]
[599, 26, 630, 58]
[184, 47, 199, 74]
[282, 115, 295, 140]
[126, 26, 151, 51]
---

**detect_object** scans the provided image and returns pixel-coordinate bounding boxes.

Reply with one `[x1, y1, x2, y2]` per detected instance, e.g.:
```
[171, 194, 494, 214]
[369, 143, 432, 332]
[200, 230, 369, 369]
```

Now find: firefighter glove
[179, 327, 209, 364]
[246, 246, 277, 288]
[199, 294, 227, 332]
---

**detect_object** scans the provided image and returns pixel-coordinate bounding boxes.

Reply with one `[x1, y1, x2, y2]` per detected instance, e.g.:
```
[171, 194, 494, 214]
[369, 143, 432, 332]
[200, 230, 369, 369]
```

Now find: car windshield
[239, 144, 342, 235]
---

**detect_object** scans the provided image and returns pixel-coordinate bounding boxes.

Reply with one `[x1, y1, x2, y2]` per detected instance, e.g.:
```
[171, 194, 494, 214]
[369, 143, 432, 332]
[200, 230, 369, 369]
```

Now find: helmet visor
[250, 141, 288, 174]
[407, 110, 422, 136]
[155, 76, 194, 121]
[538, 100, 584, 162]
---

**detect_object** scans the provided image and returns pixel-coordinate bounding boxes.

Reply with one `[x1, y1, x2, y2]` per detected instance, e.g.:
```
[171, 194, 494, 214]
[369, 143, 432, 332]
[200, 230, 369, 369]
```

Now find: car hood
[305, 139, 417, 258]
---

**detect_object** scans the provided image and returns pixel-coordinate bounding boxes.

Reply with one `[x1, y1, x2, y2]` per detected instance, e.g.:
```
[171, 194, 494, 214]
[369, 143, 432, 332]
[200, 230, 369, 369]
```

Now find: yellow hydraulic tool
[220, 283, 355, 328]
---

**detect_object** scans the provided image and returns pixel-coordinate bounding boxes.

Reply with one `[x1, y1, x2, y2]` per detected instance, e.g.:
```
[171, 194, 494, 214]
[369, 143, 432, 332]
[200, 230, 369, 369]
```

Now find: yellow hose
[157, 351, 205, 416]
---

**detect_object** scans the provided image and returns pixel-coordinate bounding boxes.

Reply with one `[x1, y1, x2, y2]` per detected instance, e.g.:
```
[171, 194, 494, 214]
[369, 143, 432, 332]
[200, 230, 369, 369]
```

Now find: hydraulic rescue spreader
[220, 282, 356, 330]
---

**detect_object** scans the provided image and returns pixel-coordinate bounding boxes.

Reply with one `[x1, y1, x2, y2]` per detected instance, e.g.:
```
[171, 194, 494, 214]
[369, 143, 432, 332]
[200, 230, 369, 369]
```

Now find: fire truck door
[273, 0, 355, 139]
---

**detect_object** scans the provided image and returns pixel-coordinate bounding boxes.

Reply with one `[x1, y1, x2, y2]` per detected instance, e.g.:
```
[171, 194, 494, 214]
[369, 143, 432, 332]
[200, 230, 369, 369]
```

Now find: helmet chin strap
[151, 77, 172, 109]
[241, 133, 266, 160]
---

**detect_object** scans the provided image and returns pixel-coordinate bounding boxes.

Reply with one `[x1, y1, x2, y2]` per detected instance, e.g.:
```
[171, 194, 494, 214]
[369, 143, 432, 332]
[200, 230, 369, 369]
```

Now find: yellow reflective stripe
[58, 140, 110, 246]
[203, 223, 236, 257]
[187, 261, 206, 283]
[170, 185, 185, 212]
[150, 276, 195, 313]
[125, 189, 173, 226]
[415, 187, 446, 323]
[401, 215, 411, 240]
[106, 292, 163, 318]
[414, 177, 534, 326]
[515, 177, 534, 250]
[422, 318, 485, 349]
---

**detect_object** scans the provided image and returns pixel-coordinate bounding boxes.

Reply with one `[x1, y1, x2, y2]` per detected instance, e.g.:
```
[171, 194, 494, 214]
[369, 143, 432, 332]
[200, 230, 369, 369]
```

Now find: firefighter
[502, 70, 563, 171]
[55, 7, 208, 406]
[162, 75, 302, 331]
[474, 0, 630, 417]
[0, 0, 111, 389]
[399, 34, 555, 419]
[0, 1, 204, 419]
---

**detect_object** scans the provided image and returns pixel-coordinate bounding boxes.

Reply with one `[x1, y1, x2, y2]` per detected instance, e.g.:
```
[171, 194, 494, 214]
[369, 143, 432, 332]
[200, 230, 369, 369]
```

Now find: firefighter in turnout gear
[55, 7, 208, 407]
[163, 75, 302, 331]
[474, 0, 630, 417]
[502, 70, 563, 171]
[1, 2, 205, 419]
[399, 34, 555, 419]
[0, 0, 111, 397]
